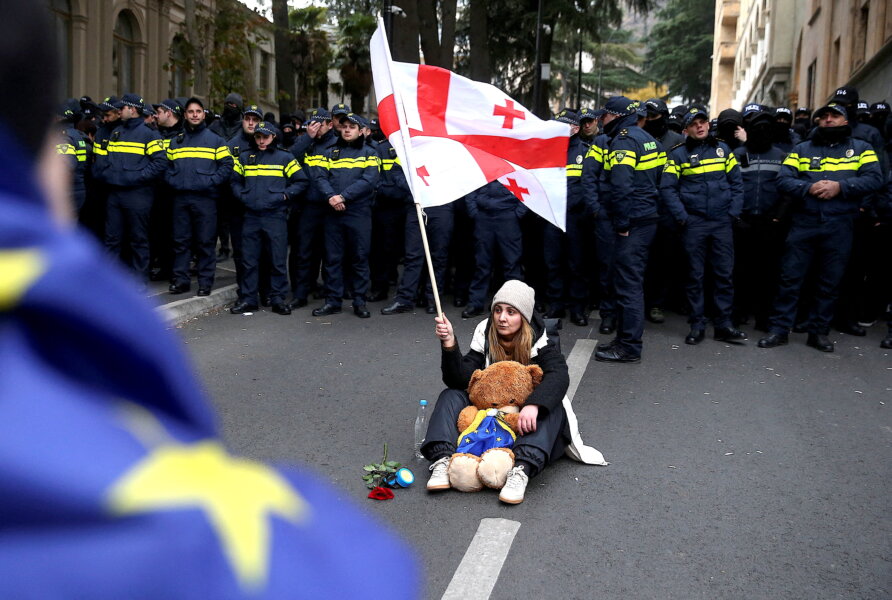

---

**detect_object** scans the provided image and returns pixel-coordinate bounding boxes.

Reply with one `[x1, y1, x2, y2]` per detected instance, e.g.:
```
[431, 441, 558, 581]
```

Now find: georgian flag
[370, 19, 570, 230]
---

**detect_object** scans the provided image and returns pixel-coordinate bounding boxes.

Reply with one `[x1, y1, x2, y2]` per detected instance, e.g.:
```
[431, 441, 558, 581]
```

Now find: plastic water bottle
[414, 400, 428, 459]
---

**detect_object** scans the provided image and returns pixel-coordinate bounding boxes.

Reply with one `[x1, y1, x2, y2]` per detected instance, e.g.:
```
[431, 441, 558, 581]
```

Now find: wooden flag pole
[414, 202, 443, 317]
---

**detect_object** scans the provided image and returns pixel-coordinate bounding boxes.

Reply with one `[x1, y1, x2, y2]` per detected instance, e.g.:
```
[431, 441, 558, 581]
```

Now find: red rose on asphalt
[368, 486, 394, 500]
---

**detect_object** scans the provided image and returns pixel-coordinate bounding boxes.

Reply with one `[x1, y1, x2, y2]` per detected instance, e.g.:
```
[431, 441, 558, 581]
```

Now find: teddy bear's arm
[456, 406, 479, 432]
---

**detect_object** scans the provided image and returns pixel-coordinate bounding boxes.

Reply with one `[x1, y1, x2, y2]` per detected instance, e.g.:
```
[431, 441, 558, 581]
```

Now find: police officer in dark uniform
[772, 106, 801, 153]
[542, 109, 589, 325]
[578, 107, 599, 145]
[757, 102, 883, 352]
[230, 122, 308, 315]
[309, 113, 380, 318]
[148, 98, 183, 282]
[792, 107, 812, 140]
[580, 109, 616, 334]
[731, 104, 791, 330]
[56, 98, 90, 216]
[210, 93, 245, 141]
[462, 180, 527, 318]
[827, 86, 887, 172]
[642, 98, 685, 324]
[165, 98, 232, 296]
[289, 108, 337, 308]
[661, 106, 747, 345]
[92, 93, 167, 283]
[368, 120, 408, 303]
[593, 97, 666, 363]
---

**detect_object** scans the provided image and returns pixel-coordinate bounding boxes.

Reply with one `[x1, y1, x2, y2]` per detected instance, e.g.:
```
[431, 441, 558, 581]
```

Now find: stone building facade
[710, 0, 892, 112]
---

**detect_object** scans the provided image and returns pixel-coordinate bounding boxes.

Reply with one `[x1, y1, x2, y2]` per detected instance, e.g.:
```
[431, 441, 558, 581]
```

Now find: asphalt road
[178, 301, 891, 599]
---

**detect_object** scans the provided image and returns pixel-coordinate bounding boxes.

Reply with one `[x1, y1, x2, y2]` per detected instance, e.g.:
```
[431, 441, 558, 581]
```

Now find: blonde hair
[486, 315, 535, 366]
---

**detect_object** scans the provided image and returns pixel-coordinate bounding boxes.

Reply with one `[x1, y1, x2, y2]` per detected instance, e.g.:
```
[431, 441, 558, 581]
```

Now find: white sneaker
[498, 465, 528, 504]
[427, 456, 451, 491]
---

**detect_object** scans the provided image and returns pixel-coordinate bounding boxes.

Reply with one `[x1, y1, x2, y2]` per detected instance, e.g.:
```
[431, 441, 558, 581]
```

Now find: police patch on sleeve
[845, 148, 854, 158]
[614, 151, 626, 161]
[716, 148, 725, 158]
[576, 155, 583, 164]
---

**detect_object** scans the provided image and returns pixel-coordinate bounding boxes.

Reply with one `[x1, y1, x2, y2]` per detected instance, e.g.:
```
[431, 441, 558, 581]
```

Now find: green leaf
[385, 461, 401, 468]
[363, 465, 376, 472]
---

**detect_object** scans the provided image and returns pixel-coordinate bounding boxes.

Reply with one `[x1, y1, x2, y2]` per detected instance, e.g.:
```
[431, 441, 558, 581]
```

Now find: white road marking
[440, 339, 597, 599]
[441, 518, 521, 600]
[566, 338, 597, 401]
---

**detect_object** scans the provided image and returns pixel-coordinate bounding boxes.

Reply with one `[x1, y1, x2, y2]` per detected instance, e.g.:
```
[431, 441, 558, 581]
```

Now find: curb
[155, 284, 238, 325]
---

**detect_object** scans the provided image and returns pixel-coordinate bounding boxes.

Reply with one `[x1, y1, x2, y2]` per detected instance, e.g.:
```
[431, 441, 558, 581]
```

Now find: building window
[169, 35, 191, 97]
[259, 51, 272, 100]
[51, 0, 72, 98]
[806, 59, 817, 109]
[827, 36, 840, 97]
[853, 3, 869, 68]
[113, 11, 138, 95]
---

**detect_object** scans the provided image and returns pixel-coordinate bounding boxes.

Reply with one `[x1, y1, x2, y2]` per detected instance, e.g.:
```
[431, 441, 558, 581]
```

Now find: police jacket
[165, 122, 232, 197]
[226, 130, 254, 158]
[209, 116, 242, 142]
[158, 123, 184, 152]
[580, 133, 610, 219]
[92, 117, 166, 189]
[302, 130, 339, 205]
[90, 120, 119, 180]
[661, 136, 743, 222]
[777, 128, 883, 219]
[231, 146, 308, 213]
[732, 145, 787, 217]
[465, 180, 527, 219]
[290, 133, 314, 162]
[850, 121, 887, 173]
[57, 125, 90, 197]
[376, 139, 410, 203]
[307, 136, 379, 209]
[565, 134, 587, 213]
[603, 113, 665, 232]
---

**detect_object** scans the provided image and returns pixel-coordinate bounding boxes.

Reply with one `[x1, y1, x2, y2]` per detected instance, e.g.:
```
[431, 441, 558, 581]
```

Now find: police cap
[645, 98, 668, 117]
[308, 107, 331, 122]
[603, 96, 637, 116]
[870, 102, 890, 115]
[855, 101, 870, 116]
[58, 98, 82, 121]
[120, 93, 144, 110]
[153, 98, 183, 117]
[684, 106, 710, 127]
[830, 85, 858, 105]
[578, 107, 603, 121]
[332, 103, 351, 116]
[813, 102, 848, 120]
[254, 121, 277, 137]
[553, 108, 580, 125]
[340, 112, 365, 127]
[99, 96, 124, 111]
[243, 104, 264, 119]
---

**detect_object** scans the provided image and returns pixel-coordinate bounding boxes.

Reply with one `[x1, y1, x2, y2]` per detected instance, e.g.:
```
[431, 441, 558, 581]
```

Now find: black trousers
[543, 210, 591, 312]
[171, 193, 217, 289]
[323, 204, 372, 307]
[369, 198, 406, 294]
[420, 388, 566, 479]
[395, 204, 454, 305]
[241, 211, 289, 305]
[291, 202, 327, 301]
[612, 222, 657, 357]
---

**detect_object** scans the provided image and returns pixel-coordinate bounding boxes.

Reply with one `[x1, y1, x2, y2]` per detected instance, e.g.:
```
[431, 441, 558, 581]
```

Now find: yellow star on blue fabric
[106, 440, 308, 591]
[0, 248, 45, 310]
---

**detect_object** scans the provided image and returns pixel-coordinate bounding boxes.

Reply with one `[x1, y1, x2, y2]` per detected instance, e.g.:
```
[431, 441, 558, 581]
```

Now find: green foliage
[361, 444, 402, 489]
[332, 12, 377, 112]
[208, 0, 266, 107]
[645, 0, 714, 103]
[290, 5, 333, 108]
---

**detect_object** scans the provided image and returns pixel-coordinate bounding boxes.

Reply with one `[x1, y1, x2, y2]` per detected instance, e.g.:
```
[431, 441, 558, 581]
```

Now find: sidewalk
[150, 257, 239, 325]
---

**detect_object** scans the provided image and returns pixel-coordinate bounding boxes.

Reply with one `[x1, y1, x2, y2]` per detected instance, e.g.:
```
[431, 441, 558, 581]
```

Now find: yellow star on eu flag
[0, 248, 46, 310]
[106, 440, 308, 591]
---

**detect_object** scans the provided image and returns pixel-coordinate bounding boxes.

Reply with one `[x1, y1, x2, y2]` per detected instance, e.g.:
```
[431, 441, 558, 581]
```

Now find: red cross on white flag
[370, 19, 569, 230]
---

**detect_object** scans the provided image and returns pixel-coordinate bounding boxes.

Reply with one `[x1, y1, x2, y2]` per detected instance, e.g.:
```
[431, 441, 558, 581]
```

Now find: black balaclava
[643, 116, 668, 139]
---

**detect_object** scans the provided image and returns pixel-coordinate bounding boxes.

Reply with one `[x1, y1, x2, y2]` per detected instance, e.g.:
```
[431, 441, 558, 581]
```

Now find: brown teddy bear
[447, 360, 543, 492]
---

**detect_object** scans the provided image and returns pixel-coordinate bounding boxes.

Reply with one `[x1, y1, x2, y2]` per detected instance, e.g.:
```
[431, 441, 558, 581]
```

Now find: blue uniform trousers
[543, 211, 590, 312]
[732, 216, 787, 327]
[449, 199, 475, 302]
[683, 217, 735, 329]
[323, 205, 372, 307]
[290, 202, 326, 301]
[171, 193, 217, 289]
[612, 223, 657, 356]
[420, 388, 566, 479]
[395, 204, 453, 306]
[468, 211, 523, 309]
[241, 211, 289, 305]
[105, 187, 153, 283]
[768, 216, 854, 335]
[370, 198, 406, 294]
[594, 217, 617, 319]
[645, 217, 685, 312]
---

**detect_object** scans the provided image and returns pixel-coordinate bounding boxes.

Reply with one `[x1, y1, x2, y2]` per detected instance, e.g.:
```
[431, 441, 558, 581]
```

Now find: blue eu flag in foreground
[0, 138, 419, 598]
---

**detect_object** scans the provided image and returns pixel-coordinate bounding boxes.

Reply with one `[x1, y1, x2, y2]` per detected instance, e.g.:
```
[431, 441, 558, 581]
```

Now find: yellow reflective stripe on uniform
[678, 162, 727, 175]
[566, 164, 583, 177]
[232, 158, 244, 176]
[243, 164, 285, 177]
[635, 151, 666, 171]
[584, 145, 604, 163]
[107, 142, 146, 156]
[284, 160, 301, 178]
[328, 156, 380, 170]
[858, 150, 878, 165]
[75, 149, 87, 162]
[724, 154, 738, 172]
[783, 152, 801, 169]
[663, 161, 680, 176]
[55, 143, 76, 156]
[381, 158, 398, 171]
[609, 149, 637, 168]
[0, 248, 46, 311]
[215, 146, 230, 160]
[167, 147, 219, 161]
[304, 155, 327, 167]
[93, 145, 108, 156]
[146, 139, 165, 155]
[162, 138, 173, 150]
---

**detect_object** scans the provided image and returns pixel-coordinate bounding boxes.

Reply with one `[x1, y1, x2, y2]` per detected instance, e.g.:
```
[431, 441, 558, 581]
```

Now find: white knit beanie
[491, 280, 535, 323]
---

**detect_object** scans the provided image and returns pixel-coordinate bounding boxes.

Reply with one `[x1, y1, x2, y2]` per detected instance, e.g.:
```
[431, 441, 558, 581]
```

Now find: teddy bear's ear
[467, 369, 485, 394]
[527, 364, 544, 386]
